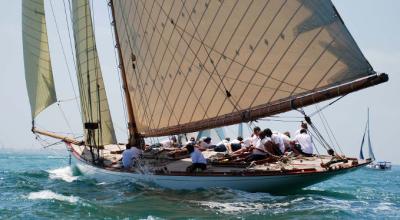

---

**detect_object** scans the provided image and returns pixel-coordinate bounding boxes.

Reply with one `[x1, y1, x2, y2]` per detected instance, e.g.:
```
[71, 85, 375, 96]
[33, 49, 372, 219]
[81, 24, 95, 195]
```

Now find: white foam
[47, 166, 78, 183]
[139, 216, 165, 220]
[27, 190, 79, 203]
[374, 202, 394, 212]
[197, 201, 265, 214]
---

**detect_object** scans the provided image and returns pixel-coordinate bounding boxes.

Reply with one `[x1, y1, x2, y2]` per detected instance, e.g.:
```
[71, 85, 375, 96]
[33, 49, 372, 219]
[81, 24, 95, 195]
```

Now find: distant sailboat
[359, 109, 391, 170]
[22, 0, 389, 192]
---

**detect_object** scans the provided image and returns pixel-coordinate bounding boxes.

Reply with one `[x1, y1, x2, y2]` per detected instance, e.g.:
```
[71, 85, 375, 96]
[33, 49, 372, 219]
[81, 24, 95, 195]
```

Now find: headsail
[72, 0, 116, 145]
[22, 0, 57, 119]
[112, 0, 387, 137]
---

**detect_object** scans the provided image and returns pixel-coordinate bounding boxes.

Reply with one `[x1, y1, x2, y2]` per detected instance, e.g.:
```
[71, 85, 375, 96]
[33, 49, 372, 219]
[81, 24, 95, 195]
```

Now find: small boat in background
[360, 109, 391, 170]
[367, 161, 391, 170]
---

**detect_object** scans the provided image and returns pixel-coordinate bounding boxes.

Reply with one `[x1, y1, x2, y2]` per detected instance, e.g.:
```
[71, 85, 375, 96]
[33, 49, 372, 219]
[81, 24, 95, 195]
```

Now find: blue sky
[0, 0, 399, 163]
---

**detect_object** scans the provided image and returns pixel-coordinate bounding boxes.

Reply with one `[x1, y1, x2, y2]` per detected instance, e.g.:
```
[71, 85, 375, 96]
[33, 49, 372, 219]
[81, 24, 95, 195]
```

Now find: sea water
[0, 151, 399, 219]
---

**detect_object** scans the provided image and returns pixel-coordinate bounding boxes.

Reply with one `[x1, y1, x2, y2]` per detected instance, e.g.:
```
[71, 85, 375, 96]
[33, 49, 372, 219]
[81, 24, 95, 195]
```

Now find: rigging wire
[106, 0, 129, 137]
[308, 95, 347, 117]
[318, 105, 345, 155]
[57, 101, 74, 134]
[49, 0, 81, 115]
[314, 105, 335, 147]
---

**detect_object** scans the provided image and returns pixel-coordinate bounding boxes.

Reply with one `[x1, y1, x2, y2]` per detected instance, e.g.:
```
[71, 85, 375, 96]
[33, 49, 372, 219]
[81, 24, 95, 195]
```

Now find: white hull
[366, 162, 391, 170]
[72, 152, 364, 192]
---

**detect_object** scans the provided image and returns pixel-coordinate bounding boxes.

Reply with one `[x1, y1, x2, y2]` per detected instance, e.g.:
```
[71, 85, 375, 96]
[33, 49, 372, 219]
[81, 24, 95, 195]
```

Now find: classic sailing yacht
[359, 109, 391, 170]
[23, 0, 389, 192]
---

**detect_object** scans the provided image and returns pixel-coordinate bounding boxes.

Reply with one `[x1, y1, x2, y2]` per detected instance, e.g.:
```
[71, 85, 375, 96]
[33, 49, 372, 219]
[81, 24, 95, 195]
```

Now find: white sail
[72, 0, 116, 145]
[22, 0, 57, 118]
[113, 0, 376, 136]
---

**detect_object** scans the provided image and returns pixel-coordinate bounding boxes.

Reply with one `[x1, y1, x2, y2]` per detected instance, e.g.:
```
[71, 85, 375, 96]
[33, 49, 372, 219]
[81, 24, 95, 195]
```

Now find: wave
[27, 190, 79, 203]
[47, 166, 78, 183]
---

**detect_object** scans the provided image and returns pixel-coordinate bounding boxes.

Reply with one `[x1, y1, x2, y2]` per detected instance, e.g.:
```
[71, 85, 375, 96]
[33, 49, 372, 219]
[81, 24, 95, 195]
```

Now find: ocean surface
[0, 151, 399, 219]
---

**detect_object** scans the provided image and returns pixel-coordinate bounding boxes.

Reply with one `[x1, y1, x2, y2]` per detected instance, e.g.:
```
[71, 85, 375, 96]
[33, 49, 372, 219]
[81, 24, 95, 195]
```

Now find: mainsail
[72, 0, 116, 145]
[112, 0, 386, 137]
[22, 0, 57, 119]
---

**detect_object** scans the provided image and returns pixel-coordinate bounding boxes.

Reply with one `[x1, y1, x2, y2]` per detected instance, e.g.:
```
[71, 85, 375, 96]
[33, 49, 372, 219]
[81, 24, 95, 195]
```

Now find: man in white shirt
[250, 126, 261, 146]
[215, 138, 230, 152]
[122, 144, 142, 169]
[198, 137, 213, 150]
[294, 122, 308, 137]
[185, 144, 207, 172]
[229, 136, 243, 152]
[280, 132, 292, 152]
[246, 130, 271, 161]
[264, 128, 283, 156]
[187, 137, 196, 145]
[160, 136, 178, 148]
[272, 132, 286, 155]
[293, 129, 314, 156]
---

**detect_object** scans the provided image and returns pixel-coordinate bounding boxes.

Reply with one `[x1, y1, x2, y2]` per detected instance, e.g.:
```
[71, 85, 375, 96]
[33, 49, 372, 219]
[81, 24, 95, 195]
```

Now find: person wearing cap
[185, 143, 207, 172]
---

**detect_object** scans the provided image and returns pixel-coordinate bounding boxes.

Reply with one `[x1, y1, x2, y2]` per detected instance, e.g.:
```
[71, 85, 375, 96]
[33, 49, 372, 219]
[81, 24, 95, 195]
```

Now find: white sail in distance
[22, 0, 57, 119]
[72, 0, 116, 145]
[112, 0, 384, 137]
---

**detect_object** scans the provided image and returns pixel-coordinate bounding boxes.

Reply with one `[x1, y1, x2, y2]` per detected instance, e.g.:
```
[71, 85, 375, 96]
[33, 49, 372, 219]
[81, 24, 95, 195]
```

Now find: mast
[109, 0, 142, 147]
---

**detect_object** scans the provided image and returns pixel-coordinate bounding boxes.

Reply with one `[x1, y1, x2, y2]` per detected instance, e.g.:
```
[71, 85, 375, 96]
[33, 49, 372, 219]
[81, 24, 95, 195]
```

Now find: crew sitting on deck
[122, 144, 142, 169]
[185, 143, 207, 172]
[264, 129, 284, 156]
[294, 121, 308, 136]
[245, 130, 271, 162]
[232, 126, 261, 156]
[271, 131, 286, 155]
[160, 136, 178, 148]
[229, 136, 244, 152]
[214, 137, 230, 152]
[187, 137, 196, 145]
[280, 131, 292, 152]
[292, 129, 314, 157]
[198, 137, 213, 151]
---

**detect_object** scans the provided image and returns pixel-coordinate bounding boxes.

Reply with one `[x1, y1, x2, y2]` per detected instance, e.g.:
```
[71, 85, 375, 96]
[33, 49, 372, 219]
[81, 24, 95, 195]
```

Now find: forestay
[22, 0, 57, 119]
[113, 0, 377, 136]
[72, 0, 116, 145]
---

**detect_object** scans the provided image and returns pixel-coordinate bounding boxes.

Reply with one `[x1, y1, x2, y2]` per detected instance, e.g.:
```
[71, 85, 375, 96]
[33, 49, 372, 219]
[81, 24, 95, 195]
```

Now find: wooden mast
[109, 0, 142, 147]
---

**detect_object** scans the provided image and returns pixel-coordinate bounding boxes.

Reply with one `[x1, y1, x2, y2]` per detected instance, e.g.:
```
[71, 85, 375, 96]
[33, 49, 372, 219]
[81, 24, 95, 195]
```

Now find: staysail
[112, 0, 387, 137]
[72, 0, 116, 145]
[22, 0, 57, 119]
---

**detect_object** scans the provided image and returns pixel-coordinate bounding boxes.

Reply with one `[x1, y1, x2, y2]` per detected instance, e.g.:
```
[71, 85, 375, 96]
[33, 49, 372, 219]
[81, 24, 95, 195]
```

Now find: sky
[0, 0, 399, 163]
